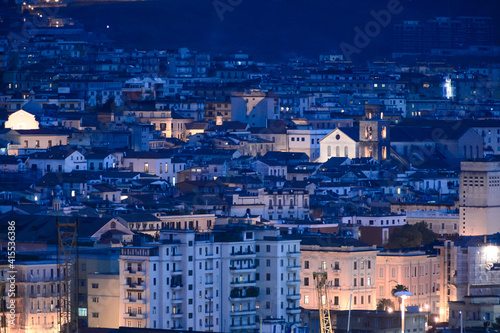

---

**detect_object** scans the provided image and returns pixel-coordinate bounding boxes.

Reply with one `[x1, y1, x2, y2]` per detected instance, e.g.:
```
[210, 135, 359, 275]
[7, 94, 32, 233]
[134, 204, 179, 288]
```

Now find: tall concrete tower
[460, 160, 500, 235]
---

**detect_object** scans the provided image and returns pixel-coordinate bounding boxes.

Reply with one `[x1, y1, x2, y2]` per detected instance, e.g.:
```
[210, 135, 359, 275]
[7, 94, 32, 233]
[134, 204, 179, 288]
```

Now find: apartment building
[1, 129, 70, 156]
[0, 261, 61, 333]
[286, 129, 331, 162]
[122, 150, 186, 185]
[300, 236, 378, 311]
[118, 225, 301, 333]
[87, 273, 120, 329]
[229, 188, 310, 221]
[231, 90, 279, 127]
[125, 213, 216, 234]
[406, 210, 459, 235]
[376, 251, 443, 318]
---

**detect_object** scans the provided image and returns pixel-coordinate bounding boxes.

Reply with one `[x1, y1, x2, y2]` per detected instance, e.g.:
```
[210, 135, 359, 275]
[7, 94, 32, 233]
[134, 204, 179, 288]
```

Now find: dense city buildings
[0, 1, 500, 333]
[394, 17, 497, 57]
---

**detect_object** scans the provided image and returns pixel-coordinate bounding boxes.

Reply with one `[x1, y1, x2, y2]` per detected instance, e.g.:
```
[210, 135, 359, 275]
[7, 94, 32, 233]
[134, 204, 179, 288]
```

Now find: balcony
[230, 280, 256, 287]
[286, 307, 301, 315]
[171, 284, 183, 290]
[172, 254, 182, 261]
[124, 313, 146, 319]
[286, 294, 301, 300]
[287, 251, 300, 257]
[230, 265, 256, 273]
[287, 265, 301, 271]
[171, 270, 183, 276]
[230, 309, 257, 316]
[287, 279, 301, 286]
[230, 323, 257, 330]
[231, 250, 256, 258]
[125, 283, 145, 291]
[230, 286, 259, 300]
[171, 297, 183, 304]
[171, 311, 183, 319]
[124, 298, 146, 304]
[124, 269, 145, 276]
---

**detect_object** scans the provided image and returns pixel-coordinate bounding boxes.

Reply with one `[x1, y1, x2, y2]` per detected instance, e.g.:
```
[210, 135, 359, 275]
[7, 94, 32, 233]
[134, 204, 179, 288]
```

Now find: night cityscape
[0, 0, 500, 332]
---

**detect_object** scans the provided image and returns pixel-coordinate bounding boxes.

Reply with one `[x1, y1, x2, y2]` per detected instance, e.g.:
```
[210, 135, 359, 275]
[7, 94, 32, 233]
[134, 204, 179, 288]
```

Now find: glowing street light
[388, 307, 393, 313]
[394, 291, 413, 333]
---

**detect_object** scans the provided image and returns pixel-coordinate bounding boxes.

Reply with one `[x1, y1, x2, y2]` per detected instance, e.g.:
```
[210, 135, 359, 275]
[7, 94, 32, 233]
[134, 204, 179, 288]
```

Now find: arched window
[336, 146, 340, 157]
[110, 221, 116, 229]
[344, 146, 349, 157]
[327, 146, 331, 157]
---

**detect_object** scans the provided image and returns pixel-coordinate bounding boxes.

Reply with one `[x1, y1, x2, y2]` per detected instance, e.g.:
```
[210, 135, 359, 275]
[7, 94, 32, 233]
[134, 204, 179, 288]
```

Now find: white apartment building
[118, 225, 301, 333]
[228, 188, 310, 221]
[340, 214, 406, 227]
[125, 214, 217, 234]
[123, 151, 186, 185]
[286, 129, 330, 162]
[29, 149, 87, 175]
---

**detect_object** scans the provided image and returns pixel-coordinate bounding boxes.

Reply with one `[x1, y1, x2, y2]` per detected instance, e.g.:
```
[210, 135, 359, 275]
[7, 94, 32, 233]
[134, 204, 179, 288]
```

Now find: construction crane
[57, 217, 79, 333]
[313, 272, 333, 333]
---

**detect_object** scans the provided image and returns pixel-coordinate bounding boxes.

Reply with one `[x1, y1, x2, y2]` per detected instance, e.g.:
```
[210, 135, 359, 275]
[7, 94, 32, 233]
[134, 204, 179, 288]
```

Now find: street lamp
[394, 291, 413, 333]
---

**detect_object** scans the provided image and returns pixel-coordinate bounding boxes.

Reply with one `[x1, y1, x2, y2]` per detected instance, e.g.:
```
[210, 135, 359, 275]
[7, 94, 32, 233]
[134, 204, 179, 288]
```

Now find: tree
[391, 284, 409, 310]
[385, 224, 423, 249]
[385, 222, 439, 249]
[414, 221, 438, 244]
[377, 298, 395, 311]
[391, 284, 409, 296]
[491, 316, 500, 330]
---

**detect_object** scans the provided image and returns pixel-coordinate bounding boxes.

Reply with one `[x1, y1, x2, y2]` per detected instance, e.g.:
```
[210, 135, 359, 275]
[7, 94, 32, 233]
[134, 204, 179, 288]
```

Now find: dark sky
[60, 0, 500, 61]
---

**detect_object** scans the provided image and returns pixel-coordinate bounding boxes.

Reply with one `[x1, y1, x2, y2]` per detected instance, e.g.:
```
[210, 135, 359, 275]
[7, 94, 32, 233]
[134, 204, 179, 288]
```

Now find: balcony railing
[231, 250, 256, 256]
[230, 286, 259, 299]
[230, 280, 256, 285]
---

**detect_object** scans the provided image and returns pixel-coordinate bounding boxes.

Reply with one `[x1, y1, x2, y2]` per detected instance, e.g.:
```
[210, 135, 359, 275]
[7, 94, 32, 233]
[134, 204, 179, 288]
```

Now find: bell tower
[359, 102, 390, 160]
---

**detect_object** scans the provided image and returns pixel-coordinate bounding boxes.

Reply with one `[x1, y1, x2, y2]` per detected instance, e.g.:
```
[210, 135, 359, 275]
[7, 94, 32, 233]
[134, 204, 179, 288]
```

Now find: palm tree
[391, 284, 409, 310]
[377, 298, 395, 311]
